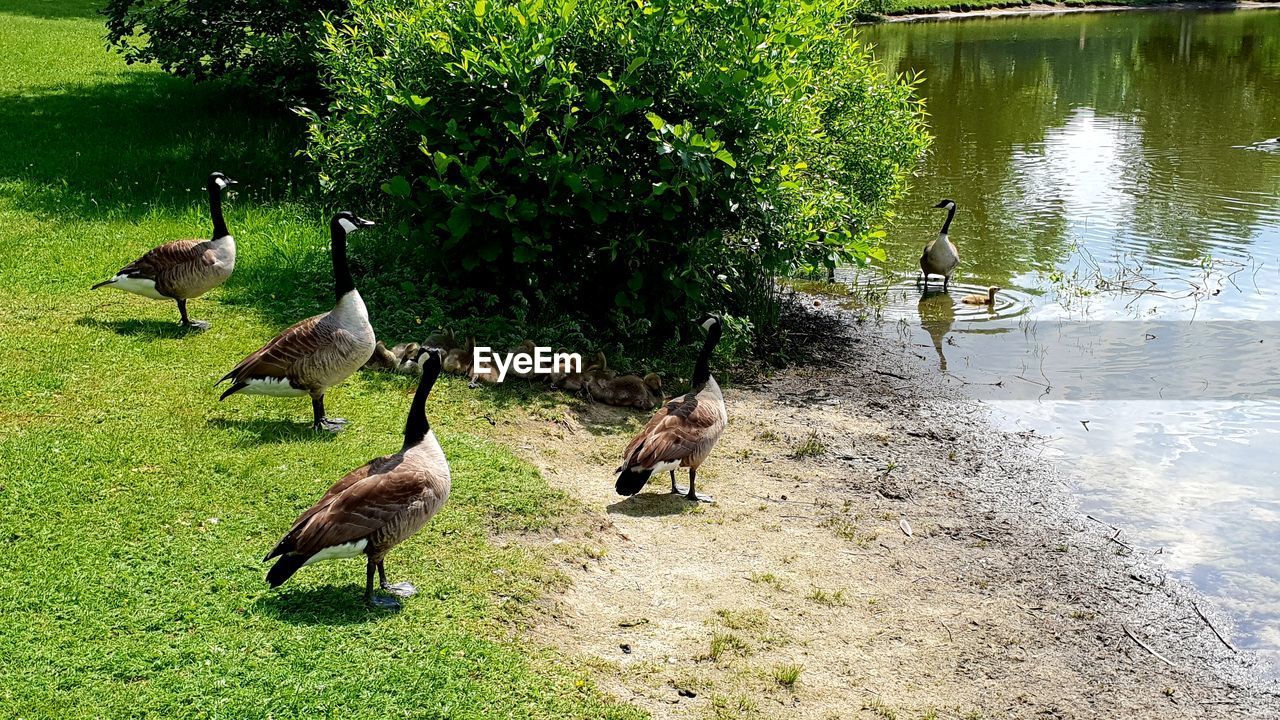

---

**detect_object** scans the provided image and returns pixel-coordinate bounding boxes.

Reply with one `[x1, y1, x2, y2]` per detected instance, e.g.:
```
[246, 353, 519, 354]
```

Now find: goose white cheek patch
[338, 218, 358, 234]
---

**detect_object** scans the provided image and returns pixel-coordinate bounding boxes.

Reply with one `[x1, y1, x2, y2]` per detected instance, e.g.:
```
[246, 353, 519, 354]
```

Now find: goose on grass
[614, 316, 726, 503]
[264, 348, 451, 609]
[217, 211, 376, 432]
[91, 172, 238, 329]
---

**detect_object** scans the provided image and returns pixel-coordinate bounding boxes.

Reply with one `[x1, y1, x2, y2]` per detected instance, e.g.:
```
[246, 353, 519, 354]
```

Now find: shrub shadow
[0, 73, 308, 223]
[3, 0, 102, 20]
[254, 586, 396, 626]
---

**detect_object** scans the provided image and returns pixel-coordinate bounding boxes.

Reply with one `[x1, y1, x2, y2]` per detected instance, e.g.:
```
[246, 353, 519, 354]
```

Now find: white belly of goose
[108, 276, 168, 300]
[302, 539, 368, 566]
[241, 377, 307, 397]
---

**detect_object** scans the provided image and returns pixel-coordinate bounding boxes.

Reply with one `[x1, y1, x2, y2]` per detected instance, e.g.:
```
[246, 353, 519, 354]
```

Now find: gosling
[960, 286, 1000, 306]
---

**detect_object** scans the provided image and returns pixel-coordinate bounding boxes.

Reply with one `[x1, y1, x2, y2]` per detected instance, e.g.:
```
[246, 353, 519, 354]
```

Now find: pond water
[857, 8, 1280, 663]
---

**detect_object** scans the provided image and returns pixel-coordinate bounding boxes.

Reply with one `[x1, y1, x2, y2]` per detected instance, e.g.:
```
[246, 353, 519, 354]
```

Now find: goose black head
[933, 199, 956, 210]
[208, 172, 238, 191]
[697, 314, 722, 332]
[332, 210, 376, 235]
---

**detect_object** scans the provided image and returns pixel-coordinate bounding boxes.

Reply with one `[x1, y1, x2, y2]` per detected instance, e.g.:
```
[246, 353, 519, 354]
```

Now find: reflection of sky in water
[857, 10, 1280, 660]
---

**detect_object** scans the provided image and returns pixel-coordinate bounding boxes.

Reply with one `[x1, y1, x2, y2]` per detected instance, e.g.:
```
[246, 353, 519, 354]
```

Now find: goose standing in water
[614, 316, 726, 503]
[264, 348, 451, 609]
[91, 172, 238, 329]
[217, 212, 376, 432]
[920, 199, 960, 291]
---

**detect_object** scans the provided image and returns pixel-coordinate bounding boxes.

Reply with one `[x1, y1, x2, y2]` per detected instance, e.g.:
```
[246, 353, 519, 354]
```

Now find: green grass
[0, 4, 642, 718]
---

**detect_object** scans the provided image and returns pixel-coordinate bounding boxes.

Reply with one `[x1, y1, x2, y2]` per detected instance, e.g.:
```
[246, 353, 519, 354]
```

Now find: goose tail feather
[615, 467, 652, 496]
[266, 554, 308, 588]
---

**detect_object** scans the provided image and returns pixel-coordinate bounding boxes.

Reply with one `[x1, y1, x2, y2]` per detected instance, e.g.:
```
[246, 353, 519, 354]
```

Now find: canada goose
[509, 340, 542, 380]
[391, 342, 422, 376]
[614, 317, 725, 503]
[264, 348, 450, 610]
[390, 342, 420, 361]
[363, 341, 398, 371]
[961, 286, 1000, 306]
[217, 211, 377, 432]
[920, 199, 960, 291]
[424, 328, 459, 352]
[91, 172, 238, 329]
[442, 337, 473, 376]
[589, 372, 664, 410]
[550, 350, 607, 392]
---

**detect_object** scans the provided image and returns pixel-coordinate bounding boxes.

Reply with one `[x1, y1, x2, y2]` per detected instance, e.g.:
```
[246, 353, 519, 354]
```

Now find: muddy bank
[881, 0, 1278, 23]
[482, 306, 1280, 718]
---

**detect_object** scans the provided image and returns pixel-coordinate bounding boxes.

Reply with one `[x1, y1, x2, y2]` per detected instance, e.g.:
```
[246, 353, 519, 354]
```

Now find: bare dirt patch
[487, 323, 1279, 719]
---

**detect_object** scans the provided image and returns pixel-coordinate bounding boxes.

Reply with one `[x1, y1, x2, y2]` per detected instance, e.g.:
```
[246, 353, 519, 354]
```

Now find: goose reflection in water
[917, 289, 955, 371]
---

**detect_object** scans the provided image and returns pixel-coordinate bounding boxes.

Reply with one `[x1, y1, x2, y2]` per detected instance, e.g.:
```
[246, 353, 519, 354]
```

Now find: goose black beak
[356, 217, 376, 228]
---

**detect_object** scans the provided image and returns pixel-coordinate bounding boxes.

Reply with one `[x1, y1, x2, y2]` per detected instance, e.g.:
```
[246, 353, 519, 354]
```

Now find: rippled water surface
[858, 9, 1280, 660]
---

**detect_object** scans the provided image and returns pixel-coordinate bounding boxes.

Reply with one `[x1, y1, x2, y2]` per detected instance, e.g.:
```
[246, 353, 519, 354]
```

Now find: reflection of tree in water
[917, 289, 955, 371]
[865, 11, 1280, 284]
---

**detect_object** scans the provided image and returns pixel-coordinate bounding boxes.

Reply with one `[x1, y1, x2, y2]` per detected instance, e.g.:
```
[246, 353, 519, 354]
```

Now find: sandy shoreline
[881, 0, 1279, 23]
[485, 306, 1280, 718]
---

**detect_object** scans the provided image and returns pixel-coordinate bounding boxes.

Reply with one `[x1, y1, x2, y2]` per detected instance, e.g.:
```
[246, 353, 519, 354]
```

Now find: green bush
[307, 0, 928, 345]
[104, 0, 348, 98]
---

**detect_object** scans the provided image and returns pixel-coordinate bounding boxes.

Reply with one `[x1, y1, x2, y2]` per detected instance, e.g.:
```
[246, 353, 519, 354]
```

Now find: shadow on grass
[606, 492, 698, 517]
[2, 0, 102, 20]
[254, 585, 396, 626]
[207, 417, 339, 444]
[0, 73, 309, 223]
[75, 315, 200, 340]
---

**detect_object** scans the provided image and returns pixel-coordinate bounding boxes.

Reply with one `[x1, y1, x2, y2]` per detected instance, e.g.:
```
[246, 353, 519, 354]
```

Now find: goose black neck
[330, 219, 356, 300]
[403, 358, 441, 450]
[939, 204, 956, 235]
[691, 322, 721, 388]
[208, 183, 229, 239]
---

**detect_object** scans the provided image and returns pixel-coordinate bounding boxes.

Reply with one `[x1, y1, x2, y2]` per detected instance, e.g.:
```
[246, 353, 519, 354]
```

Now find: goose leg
[943, 276, 950, 292]
[669, 470, 688, 496]
[378, 560, 418, 598]
[684, 468, 714, 504]
[364, 559, 401, 610]
[311, 394, 348, 433]
[176, 299, 210, 330]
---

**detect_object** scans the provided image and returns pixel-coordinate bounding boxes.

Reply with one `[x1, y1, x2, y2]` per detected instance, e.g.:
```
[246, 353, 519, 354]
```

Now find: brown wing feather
[116, 239, 206, 281]
[620, 391, 720, 469]
[288, 465, 424, 555]
[222, 314, 326, 383]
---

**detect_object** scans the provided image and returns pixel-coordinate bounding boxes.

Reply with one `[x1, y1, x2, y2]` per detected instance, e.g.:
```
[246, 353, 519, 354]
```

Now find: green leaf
[645, 112, 665, 131]
[381, 175, 412, 198]
[474, 0, 487, 17]
[432, 151, 452, 177]
[447, 206, 471, 239]
[713, 149, 737, 168]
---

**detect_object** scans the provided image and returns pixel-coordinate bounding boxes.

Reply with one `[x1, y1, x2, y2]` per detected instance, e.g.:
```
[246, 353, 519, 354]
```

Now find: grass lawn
[0, 2, 641, 717]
